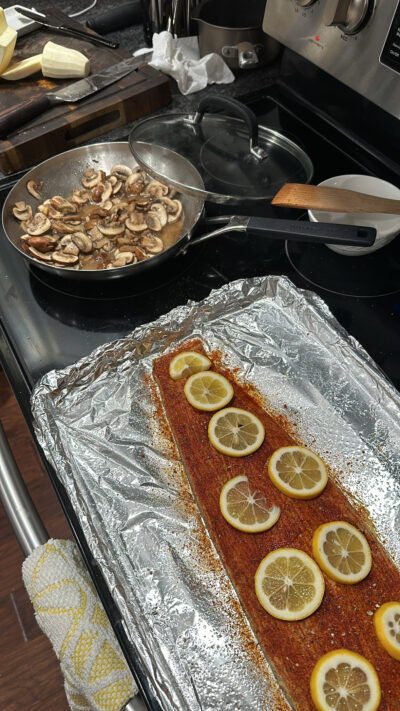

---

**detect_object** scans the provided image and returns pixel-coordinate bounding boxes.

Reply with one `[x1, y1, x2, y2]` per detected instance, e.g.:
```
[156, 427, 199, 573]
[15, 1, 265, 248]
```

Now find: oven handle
[0, 419, 143, 711]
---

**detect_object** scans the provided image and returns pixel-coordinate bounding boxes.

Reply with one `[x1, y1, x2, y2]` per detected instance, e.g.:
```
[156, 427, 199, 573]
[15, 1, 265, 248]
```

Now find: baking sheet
[31, 275, 400, 711]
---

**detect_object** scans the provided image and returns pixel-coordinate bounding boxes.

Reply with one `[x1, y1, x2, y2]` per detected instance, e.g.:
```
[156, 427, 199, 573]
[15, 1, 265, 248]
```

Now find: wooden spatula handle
[272, 183, 400, 215]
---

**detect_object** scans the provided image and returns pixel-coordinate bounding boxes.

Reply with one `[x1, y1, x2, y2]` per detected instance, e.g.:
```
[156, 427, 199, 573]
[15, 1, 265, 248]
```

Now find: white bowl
[308, 174, 400, 256]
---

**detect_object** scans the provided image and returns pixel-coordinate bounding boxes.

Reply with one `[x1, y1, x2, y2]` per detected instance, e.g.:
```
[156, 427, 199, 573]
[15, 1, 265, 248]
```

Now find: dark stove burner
[285, 238, 400, 298]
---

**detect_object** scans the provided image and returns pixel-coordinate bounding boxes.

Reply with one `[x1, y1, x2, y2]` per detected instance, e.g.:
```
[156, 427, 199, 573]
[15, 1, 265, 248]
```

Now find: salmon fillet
[152, 340, 400, 710]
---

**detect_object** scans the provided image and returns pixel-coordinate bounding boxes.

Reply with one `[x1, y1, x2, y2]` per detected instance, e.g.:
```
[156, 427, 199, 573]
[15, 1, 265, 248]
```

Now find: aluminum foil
[31, 275, 400, 711]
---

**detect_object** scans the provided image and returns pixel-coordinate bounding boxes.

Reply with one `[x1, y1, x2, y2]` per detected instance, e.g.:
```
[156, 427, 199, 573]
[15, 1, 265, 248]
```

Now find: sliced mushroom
[110, 164, 132, 181]
[71, 189, 90, 205]
[28, 246, 54, 261]
[150, 202, 167, 227]
[145, 212, 162, 232]
[13, 201, 32, 221]
[101, 199, 113, 211]
[133, 245, 149, 262]
[146, 181, 169, 199]
[58, 236, 80, 255]
[47, 207, 64, 219]
[52, 252, 79, 266]
[126, 179, 145, 196]
[125, 212, 147, 232]
[26, 213, 51, 235]
[97, 220, 125, 236]
[50, 220, 77, 235]
[140, 234, 164, 254]
[26, 180, 43, 199]
[92, 237, 110, 249]
[50, 196, 76, 213]
[111, 180, 123, 195]
[71, 232, 93, 253]
[81, 168, 105, 189]
[112, 250, 134, 267]
[161, 197, 182, 223]
[27, 235, 53, 252]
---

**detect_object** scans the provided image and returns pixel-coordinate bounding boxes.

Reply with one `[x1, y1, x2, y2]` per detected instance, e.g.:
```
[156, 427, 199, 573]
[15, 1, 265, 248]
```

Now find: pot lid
[129, 96, 313, 204]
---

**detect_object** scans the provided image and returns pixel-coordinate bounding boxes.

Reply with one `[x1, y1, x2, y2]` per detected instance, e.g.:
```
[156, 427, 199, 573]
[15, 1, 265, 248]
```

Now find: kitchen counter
[14, 0, 282, 144]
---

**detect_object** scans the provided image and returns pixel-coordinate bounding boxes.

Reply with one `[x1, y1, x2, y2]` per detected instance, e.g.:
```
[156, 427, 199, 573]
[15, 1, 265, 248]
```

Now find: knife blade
[16, 8, 119, 49]
[0, 51, 153, 140]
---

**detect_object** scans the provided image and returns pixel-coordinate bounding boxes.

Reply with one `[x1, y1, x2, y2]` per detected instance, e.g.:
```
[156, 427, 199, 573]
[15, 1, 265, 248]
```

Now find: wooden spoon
[272, 183, 400, 215]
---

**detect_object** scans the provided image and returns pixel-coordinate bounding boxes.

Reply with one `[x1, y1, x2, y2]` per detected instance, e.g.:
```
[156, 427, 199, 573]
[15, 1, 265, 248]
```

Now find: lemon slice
[254, 548, 325, 621]
[183, 371, 234, 411]
[310, 649, 381, 711]
[268, 445, 328, 499]
[312, 521, 372, 584]
[220, 475, 280, 533]
[169, 351, 211, 380]
[208, 407, 265, 457]
[374, 601, 400, 660]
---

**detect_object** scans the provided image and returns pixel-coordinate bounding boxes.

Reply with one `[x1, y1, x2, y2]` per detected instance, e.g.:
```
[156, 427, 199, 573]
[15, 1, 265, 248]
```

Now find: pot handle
[191, 96, 267, 160]
[186, 215, 376, 248]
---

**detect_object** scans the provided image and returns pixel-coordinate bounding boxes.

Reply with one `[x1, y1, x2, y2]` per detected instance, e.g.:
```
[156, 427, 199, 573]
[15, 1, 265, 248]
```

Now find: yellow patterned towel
[22, 539, 137, 711]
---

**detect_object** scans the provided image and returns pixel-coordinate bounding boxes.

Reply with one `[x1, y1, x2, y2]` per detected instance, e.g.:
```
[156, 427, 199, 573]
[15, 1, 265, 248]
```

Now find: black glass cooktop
[1, 86, 400, 395]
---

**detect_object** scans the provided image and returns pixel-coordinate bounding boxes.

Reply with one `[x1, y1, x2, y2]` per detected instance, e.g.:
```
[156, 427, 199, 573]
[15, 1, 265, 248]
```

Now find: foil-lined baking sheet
[31, 275, 400, 711]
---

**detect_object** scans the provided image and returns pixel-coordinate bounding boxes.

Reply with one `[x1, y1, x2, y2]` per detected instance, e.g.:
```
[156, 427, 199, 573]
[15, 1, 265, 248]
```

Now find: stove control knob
[323, 0, 372, 34]
[296, 0, 317, 6]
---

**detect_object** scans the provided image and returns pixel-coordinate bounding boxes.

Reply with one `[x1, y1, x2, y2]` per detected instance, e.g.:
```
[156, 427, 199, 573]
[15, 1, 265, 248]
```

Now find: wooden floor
[0, 370, 72, 710]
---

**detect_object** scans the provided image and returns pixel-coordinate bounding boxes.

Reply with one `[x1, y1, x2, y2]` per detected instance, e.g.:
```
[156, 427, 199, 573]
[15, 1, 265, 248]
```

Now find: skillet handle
[246, 217, 377, 245]
[186, 216, 376, 249]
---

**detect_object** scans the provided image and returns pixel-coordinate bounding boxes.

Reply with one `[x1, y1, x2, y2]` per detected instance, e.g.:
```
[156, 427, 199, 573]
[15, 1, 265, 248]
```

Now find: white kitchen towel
[22, 538, 137, 711]
[148, 31, 234, 94]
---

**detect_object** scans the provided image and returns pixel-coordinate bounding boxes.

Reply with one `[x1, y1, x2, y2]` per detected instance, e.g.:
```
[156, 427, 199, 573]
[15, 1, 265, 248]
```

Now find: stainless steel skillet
[2, 142, 376, 281]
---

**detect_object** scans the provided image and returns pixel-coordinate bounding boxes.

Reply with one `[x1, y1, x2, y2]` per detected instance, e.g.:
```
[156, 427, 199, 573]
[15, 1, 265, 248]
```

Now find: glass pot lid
[129, 96, 313, 204]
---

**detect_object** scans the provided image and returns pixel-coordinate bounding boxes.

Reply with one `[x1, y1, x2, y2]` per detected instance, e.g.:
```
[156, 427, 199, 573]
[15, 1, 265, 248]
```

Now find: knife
[0, 51, 153, 140]
[16, 8, 119, 49]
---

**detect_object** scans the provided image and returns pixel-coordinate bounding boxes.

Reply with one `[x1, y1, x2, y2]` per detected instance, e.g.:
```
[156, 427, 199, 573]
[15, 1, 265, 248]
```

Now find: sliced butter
[0, 8, 17, 74]
[0, 53, 42, 80]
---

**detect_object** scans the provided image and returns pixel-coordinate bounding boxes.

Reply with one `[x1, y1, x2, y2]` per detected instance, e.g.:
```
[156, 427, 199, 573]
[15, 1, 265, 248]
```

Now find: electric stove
[0, 37, 399, 709]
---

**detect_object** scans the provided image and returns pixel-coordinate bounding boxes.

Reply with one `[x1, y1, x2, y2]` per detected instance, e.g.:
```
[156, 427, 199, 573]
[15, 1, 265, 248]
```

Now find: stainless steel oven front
[263, 0, 400, 119]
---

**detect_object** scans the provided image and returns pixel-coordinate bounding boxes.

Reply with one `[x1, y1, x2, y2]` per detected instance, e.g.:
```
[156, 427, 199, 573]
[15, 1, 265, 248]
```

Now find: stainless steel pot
[2, 141, 376, 281]
[192, 0, 281, 70]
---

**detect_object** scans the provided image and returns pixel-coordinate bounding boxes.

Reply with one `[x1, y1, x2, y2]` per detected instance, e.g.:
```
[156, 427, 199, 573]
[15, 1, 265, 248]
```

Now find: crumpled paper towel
[22, 539, 137, 711]
[148, 31, 234, 95]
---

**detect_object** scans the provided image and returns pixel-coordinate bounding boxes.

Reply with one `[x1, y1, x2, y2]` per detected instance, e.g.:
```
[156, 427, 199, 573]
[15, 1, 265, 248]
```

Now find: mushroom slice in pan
[146, 181, 169, 199]
[161, 197, 182, 223]
[133, 245, 148, 261]
[110, 164, 132, 181]
[97, 220, 125, 236]
[51, 220, 77, 235]
[150, 202, 167, 227]
[50, 196, 76, 213]
[26, 213, 51, 235]
[112, 249, 135, 267]
[145, 212, 162, 232]
[59, 236, 80, 255]
[26, 180, 43, 199]
[27, 235, 53, 252]
[13, 201, 32, 221]
[71, 189, 90, 205]
[125, 212, 147, 232]
[52, 252, 79, 266]
[28, 246, 54, 261]
[140, 234, 164, 254]
[81, 168, 106, 189]
[71, 232, 93, 253]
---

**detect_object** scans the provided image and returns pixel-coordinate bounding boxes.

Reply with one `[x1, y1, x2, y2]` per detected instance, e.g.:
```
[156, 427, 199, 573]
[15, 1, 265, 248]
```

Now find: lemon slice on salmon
[255, 548, 325, 621]
[169, 351, 211, 380]
[184, 371, 234, 411]
[268, 445, 328, 499]
[310, 649, 381, 711]
[312, 521, 372, 584]
[374, 601, 400, 660]
[220, 475, 280, 533]
[208, 407, 264, 457]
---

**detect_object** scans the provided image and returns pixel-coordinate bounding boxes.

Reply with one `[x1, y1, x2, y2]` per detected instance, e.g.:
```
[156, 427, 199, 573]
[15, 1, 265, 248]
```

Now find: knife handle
[0, 95, 52, 140]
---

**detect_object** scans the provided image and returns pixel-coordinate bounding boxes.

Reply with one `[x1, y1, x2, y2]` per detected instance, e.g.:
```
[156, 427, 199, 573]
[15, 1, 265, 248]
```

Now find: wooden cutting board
[0, 20, 172, 174]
